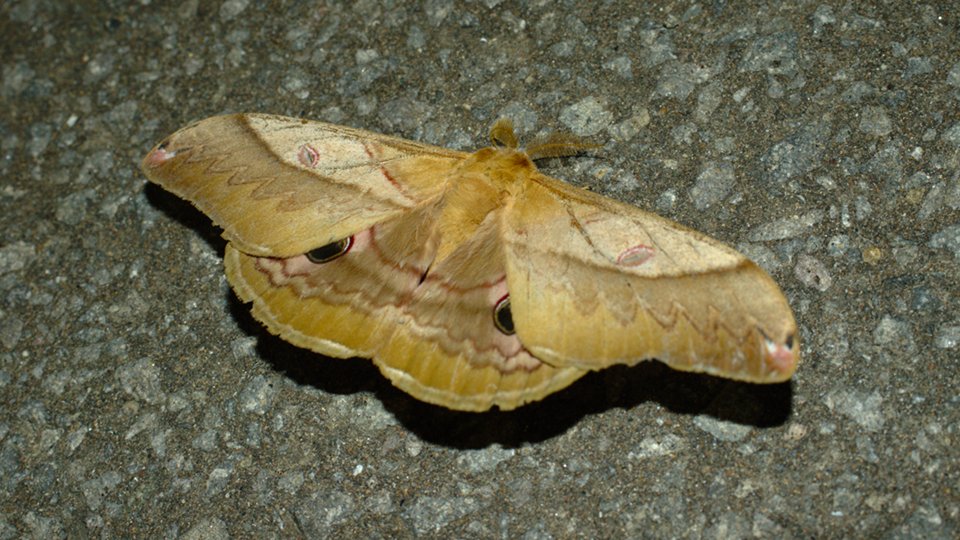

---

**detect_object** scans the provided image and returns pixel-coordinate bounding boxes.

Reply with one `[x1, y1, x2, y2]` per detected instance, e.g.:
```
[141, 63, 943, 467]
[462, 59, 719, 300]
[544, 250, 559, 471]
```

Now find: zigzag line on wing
[392, 321, 538, 369]
[516, 242, 768, 346]
[635, 294, 760, 348]
[180, 139, 410, 211]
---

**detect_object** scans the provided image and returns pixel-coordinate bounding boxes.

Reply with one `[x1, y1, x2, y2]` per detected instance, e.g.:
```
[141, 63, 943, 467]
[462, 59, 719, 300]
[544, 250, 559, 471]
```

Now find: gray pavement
[0, 1, 957, 538]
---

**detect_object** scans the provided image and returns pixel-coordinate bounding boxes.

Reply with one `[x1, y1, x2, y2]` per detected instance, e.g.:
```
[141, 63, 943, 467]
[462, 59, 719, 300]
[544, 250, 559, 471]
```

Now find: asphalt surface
[1, 2, 957, 538]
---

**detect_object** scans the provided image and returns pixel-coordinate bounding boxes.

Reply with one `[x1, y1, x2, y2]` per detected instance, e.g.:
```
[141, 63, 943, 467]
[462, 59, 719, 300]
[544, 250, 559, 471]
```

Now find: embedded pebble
[278, 470, 304, 494]
[559, 97, 613, 136]
[81, 471, 123, 511]
[948, 61, 960, 86]
[749, 210, 824, 241]
[456, 445, 515, 474]
[858, 105, 892, 136]
[115, 358, 165, 405]
[627, 434, 686, 459]
[934, 324, 960, 349]
[941, 123, 960, 146]
[205, 461, 235, 496]
[603, 56, 633, 79]
[295, 491, 355, 537]
[794, 254, 833, 291]
[903, 57, 934, 79]
[238, 375, 278, 415]
[0, 318, 23, 350]
[689, 161, 734, 210]
[407, 496, 482, 536]
[654, 61, 710, 100]
[761, 122, 831, 184]
[825, 390, 885, 431]
[55, 189, 97, 226]
[693, 415, 752, 442]
[0, 241, 35, 274]
[928, 223, 960, 260]
[180, 518, 229, 540]
[219, 0, 250, 21]
[873, 315, 916, 355]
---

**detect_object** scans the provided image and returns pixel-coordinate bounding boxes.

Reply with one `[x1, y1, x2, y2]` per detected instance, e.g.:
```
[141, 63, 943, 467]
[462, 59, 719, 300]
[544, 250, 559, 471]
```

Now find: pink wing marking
[361, 141, 408, 195]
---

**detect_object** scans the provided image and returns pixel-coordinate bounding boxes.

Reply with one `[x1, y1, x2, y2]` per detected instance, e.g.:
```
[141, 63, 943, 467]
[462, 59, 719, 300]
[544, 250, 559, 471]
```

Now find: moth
[142, 114, 798, 412]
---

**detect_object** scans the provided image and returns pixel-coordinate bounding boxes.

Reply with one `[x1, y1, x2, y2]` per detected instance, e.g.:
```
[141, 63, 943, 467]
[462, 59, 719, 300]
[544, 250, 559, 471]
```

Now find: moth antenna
[525, 132, 602, 161]
[489, 118, 519, 148]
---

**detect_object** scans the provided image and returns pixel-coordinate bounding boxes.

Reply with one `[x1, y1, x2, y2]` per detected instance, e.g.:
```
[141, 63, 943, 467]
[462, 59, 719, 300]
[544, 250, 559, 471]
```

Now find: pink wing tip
[763, 336, 798, 376]
[144, 146, 177, 168]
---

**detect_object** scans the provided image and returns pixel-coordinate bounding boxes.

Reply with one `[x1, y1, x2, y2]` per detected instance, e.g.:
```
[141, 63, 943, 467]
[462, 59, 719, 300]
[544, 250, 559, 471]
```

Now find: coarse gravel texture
[2, 1, 958, 538]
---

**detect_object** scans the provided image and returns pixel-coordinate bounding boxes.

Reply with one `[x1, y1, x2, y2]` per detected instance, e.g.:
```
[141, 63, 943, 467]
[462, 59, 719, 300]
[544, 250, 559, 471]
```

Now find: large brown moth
[142, 114, 798, 412]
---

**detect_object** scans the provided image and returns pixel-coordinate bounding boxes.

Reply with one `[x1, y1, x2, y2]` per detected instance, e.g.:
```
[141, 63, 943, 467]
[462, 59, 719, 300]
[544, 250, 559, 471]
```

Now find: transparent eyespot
[298, 144, 320, 168]
[493, 295, 515, 335]
[616, 244, 655, 266]
[305, 237, 353, 264]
